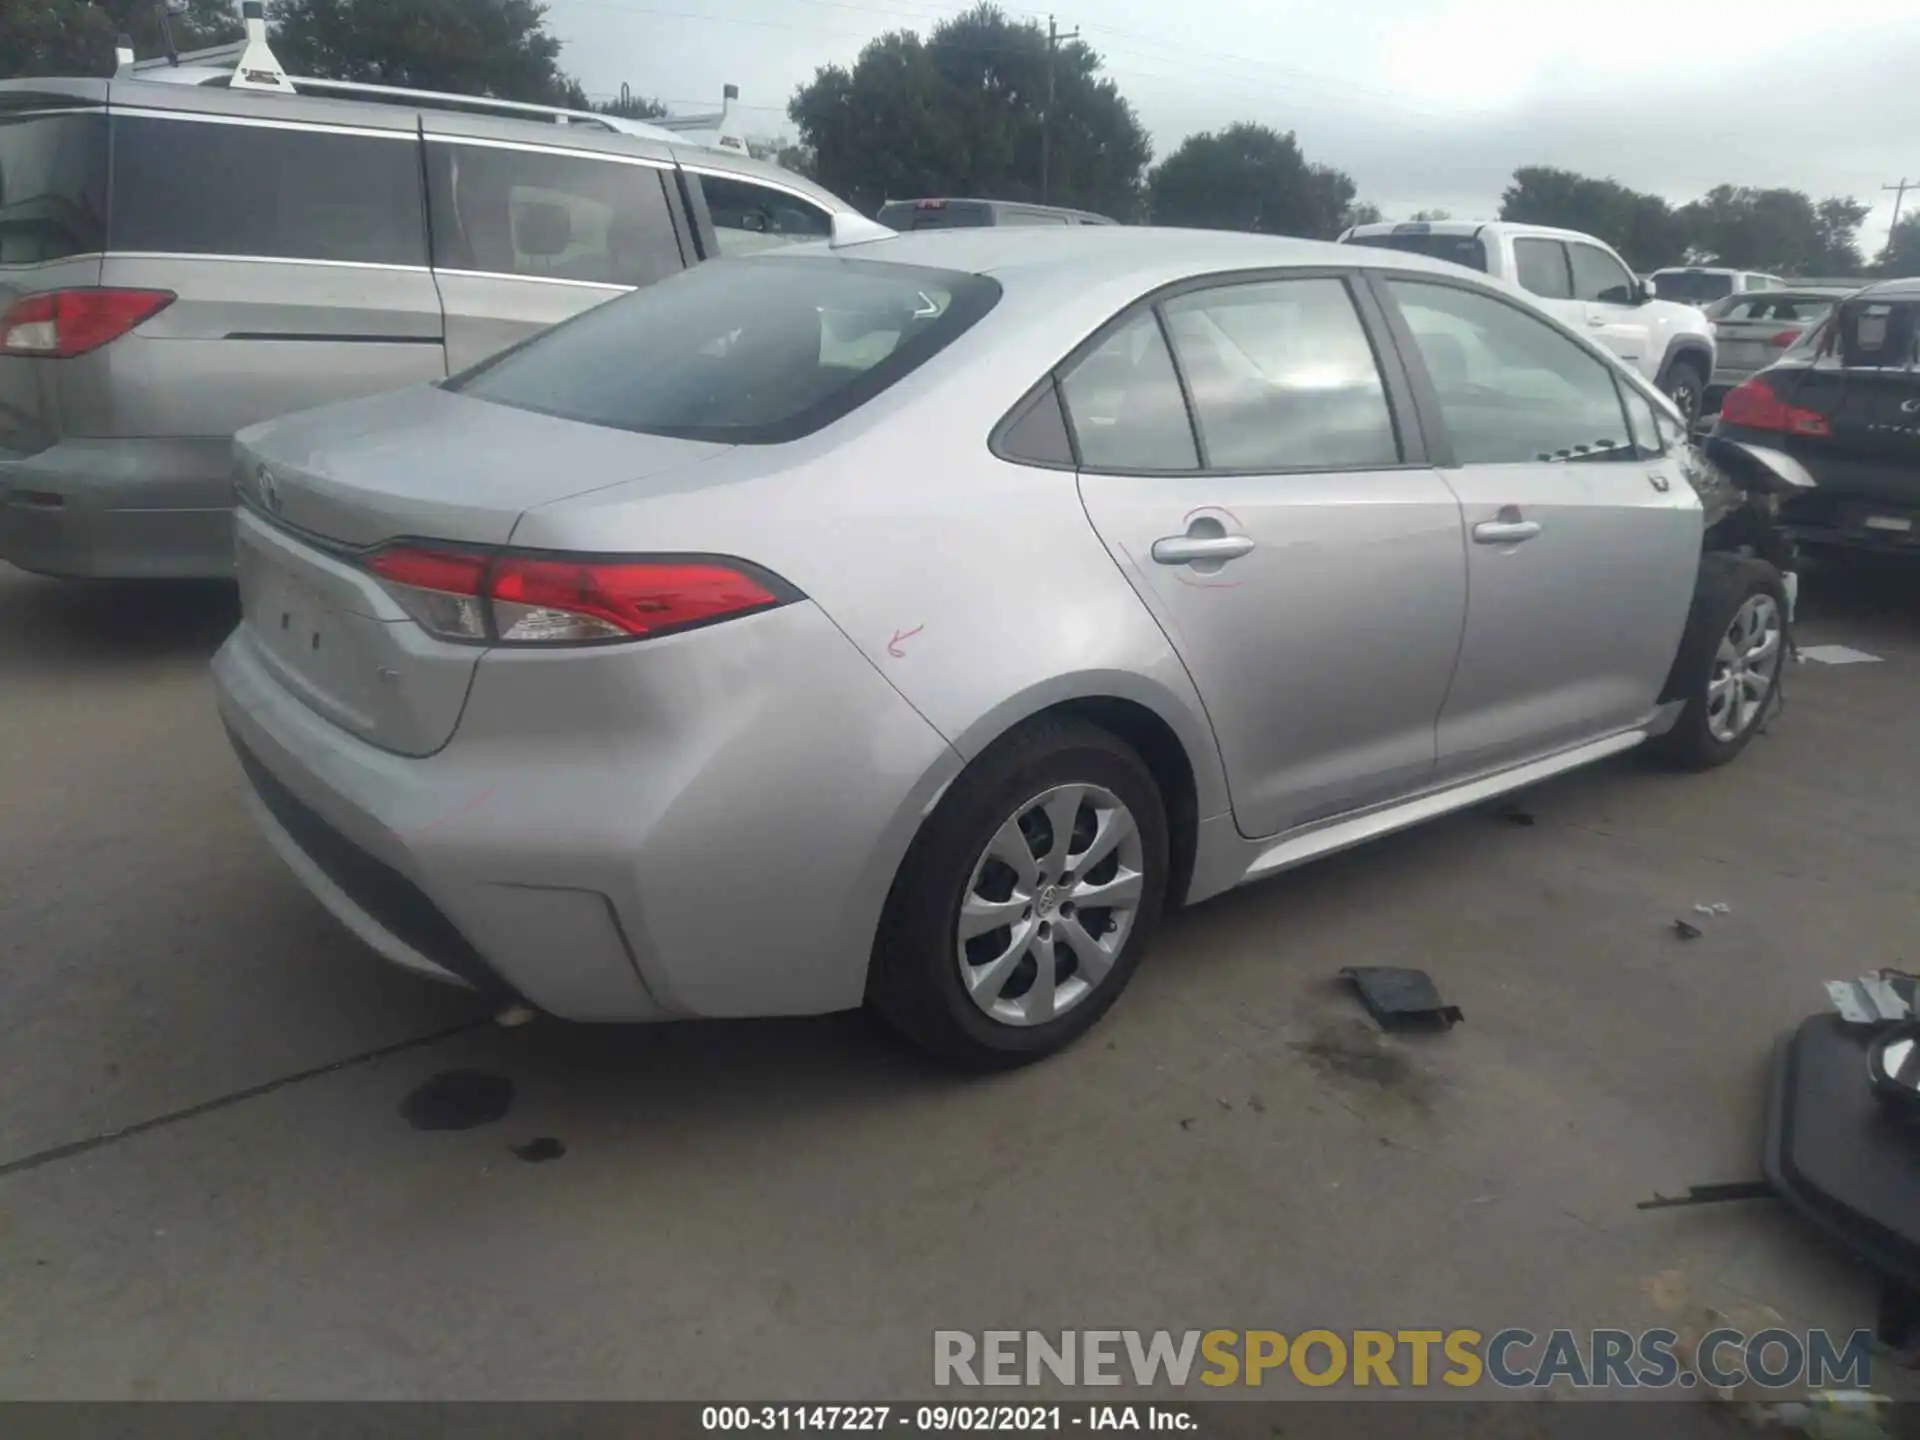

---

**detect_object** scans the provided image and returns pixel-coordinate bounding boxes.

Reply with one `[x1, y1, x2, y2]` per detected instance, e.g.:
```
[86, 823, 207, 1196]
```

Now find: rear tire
[1647, 553, 1788, 771]
[868, 717, 1169, 1070]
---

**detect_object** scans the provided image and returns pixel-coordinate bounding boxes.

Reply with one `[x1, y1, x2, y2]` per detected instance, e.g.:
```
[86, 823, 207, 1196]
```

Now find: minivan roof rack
[115, 7, 765, 152]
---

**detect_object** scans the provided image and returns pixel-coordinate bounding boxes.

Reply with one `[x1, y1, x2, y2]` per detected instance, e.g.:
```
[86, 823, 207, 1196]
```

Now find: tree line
[9, 0, 1918, 276]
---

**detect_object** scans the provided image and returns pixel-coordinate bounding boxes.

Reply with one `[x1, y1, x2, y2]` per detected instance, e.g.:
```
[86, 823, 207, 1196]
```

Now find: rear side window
[1000, 210, 1071, 226]
[699, 174, 831, 258]
[1344, 230, 1488, 272]
[877, 201, 993, 231]
[427, 142, 683, 287]
[1568, 242, 1635, 304]
[1161, 278, 1399, 470]
[450, 256, 999, 444]
[110, 115, 426, 266]
[0, 112, 107, 264]
[1058, 311, 1199, 471]
[1512, 238, 1572, 299]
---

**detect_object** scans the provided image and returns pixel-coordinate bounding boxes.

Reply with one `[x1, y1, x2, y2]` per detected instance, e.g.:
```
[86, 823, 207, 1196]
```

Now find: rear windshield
[1343, 231, 1488, 273]
[450, 256, 1001, 443]
[1718, 295, 1837, 324]
[0, 112, 108, 265]
[877, 201, 994, 231]
[1651, 270, 1734, 304]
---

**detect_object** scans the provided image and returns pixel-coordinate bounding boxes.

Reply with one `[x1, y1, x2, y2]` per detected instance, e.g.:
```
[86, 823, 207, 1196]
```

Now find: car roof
[791, 225, 1486, 290]
[1343, 218, 1616, 244]
[5, 73, 845, 213]
[880, 197, 1112, 222]
[1856, 276, 1920, 301]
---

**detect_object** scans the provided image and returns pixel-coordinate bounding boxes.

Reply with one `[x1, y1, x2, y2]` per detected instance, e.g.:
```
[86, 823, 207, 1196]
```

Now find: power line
[1041, 13, 1078, 204]
[1884, 176, 1914, 259]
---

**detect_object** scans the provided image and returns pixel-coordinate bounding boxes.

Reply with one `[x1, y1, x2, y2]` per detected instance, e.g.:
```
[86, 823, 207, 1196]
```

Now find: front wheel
[1647, 553, 1788, 770]
[868, 717, 1169, 1069]
[1662, 360, 1706, 429]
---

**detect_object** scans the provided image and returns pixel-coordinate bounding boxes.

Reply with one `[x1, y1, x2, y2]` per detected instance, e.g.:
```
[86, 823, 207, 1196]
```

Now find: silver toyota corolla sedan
[212, 225, 1788, 1066]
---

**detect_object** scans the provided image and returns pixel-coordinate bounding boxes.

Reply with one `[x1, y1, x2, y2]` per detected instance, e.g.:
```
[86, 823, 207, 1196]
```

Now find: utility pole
[1041, 14, 1079, 205]
[1884, 177, 1913, 264]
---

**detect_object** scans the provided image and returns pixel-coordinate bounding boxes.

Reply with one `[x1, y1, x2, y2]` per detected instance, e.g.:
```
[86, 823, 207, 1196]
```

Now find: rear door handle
[1151, 534, 1256, 565]
[1472, 519, 1542, 544]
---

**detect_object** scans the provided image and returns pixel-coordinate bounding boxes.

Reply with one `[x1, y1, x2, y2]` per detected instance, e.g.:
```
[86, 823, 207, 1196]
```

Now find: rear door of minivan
[98, 82, 445, 483]
[420, 116, 693, 373]
[0, 82, 109, 460]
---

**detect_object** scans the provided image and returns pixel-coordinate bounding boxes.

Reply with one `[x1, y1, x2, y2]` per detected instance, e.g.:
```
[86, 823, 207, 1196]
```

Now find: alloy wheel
[1706, 593, 1783, 743]
[956, 782, 1146, 1027]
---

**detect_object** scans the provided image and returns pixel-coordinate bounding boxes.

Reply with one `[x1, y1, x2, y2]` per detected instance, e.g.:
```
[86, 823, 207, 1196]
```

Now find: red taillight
[363, 544, 792, 645]
[1769, 329, 1800, 348]
[1718, 375, 1830, 437]
[0, 288, 175, 359]
[490, 557, 781, 642]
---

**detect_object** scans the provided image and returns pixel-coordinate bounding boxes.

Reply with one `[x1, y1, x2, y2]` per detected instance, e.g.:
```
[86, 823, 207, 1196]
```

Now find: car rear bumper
[211, 600, 963, 1022]
[0, 436, 235, 579]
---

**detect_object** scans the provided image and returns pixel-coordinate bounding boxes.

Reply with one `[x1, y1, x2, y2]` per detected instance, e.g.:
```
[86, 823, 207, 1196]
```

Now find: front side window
[700, 174, 831, 257]
[427, 143, 683, 287]
[1568, 243, 1636, 305]
[450, 256, 998, 444]
[111, 115, 426, 267]
[0, 113, 107, 265]
[1512, 238, 1572, 299]
[1058, 311, 1198, 471]
[1161, 277, 1399, 470]
[1386, 278, 1633, 465]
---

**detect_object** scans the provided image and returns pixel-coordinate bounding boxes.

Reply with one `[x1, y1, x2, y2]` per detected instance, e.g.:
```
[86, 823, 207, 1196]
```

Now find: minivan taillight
[0, 288, 175, 358]
[363, 545, 798, 645]
[1718, 375, 1830, 437]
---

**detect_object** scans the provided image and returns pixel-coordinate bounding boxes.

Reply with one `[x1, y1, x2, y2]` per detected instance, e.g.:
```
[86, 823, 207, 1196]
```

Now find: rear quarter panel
[507, 278, 1235, 827]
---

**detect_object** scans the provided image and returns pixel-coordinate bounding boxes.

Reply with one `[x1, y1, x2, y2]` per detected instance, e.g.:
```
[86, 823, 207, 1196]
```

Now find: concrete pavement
[1, 556, 1916, 1400]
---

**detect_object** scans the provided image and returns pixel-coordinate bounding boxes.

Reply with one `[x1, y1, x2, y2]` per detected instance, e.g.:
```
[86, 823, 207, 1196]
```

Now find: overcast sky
[546, 0, 1920, 251]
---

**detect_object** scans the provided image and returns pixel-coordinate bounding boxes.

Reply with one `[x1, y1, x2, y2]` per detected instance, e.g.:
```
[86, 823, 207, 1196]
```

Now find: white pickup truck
[1339, 219, 1717, 425]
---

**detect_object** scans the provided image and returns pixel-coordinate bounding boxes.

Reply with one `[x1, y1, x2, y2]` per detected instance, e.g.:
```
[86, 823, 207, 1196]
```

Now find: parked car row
[0, 67, 853, 579]
[0, 39, 1836, 1067]
[1337, 219, 1719, 423]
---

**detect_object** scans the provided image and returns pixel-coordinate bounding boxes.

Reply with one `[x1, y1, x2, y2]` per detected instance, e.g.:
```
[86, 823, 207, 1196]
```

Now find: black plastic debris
[1340, 966, 1463, 1031]
[1674, 919, 1704, 940]
[1636, 1180, 1775, 1211]
[511, 1137, 566, 1164]
[399, 1071, 514, 1131]
[1491, 804, 1536, 827]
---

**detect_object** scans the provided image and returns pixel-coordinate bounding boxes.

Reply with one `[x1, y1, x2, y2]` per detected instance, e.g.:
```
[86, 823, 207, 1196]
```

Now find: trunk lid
[235, 384, 731, 550]
[235, 385, 732, 754]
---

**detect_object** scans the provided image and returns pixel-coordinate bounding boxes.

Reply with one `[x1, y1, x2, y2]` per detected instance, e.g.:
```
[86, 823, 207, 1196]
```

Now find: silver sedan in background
[213, 226, 1787, 1067]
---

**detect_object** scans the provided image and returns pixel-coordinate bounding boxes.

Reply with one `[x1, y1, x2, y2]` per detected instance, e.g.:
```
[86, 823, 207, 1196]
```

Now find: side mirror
[1633, 279, 1655, 305]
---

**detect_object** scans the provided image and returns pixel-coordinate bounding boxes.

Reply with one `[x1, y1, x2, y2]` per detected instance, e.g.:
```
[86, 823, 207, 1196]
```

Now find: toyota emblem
[256, 464, 282, 513]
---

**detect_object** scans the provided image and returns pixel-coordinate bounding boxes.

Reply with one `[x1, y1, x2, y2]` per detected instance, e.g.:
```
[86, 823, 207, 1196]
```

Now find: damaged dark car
[1712, 277, 1920, 554]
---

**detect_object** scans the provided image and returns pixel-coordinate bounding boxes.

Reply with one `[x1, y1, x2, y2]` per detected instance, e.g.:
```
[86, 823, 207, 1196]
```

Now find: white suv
[1339, 220, 1717, 424]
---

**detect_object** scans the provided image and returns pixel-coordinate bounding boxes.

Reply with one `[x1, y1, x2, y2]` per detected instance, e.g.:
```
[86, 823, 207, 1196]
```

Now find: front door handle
[1587, 316, 1610, 327]
[1151, 534, 1256, 565]
[1472, 519, 1542, 544]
